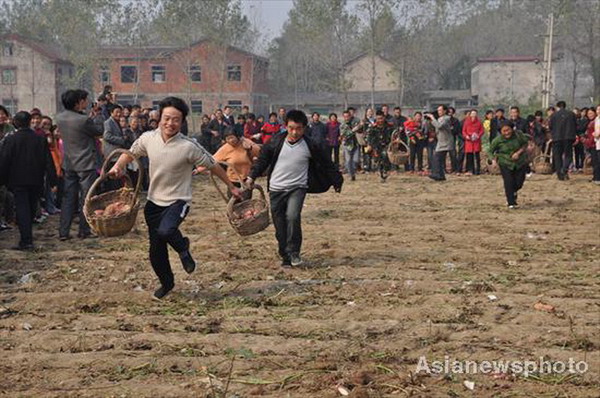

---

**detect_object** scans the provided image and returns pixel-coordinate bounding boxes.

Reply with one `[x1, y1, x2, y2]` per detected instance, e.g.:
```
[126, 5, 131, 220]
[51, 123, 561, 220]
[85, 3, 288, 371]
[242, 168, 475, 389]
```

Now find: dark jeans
[431, 150, 449, 179]
[590, 148, 600, 182]
[427, 140, 437, 170]
[59, 169, 97, 237]
[11, 185, 41, 247]
[144, 200, 190, 288]
[465, 152, 481, 174]
[409, 140, 426, 171]
[343, 146, 359, 177]
[574, 142, 585, 169]
[500, 165, 527, 206]
[329, 145, 340, 169]
[455, 138, 465, 172]
[552, 139, 574, 178]
[270, 188, 307, 259]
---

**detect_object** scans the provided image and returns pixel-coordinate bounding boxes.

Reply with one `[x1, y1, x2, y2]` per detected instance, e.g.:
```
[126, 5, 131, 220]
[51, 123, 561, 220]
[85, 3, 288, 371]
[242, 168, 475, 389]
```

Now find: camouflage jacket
[340, 118, 360, 150]
[366, 122, 395, 151]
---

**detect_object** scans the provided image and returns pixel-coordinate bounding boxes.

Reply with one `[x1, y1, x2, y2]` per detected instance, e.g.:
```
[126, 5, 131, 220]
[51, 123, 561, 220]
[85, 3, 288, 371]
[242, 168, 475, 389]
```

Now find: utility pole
[541, 13, 554, 109]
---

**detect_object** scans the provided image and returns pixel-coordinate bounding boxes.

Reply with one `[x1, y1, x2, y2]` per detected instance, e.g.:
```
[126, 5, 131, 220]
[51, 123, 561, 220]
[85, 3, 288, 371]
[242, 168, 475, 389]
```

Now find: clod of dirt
[349, 370, 373, 386]
[533, 302, 555, 312]
[22, 322, 32, 331]
[337, 385, 350, 396]
[463, 380, 475, 390]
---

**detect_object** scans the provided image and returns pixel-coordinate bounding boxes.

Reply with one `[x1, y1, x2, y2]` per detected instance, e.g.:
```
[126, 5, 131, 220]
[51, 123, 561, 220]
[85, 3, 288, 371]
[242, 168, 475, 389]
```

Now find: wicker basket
[83, 149, 143, 237]
[583, 155, 593, 175]
[210, 162, 270, 236]
[532, 140, 553, 174]
[388, 139, 409, 165]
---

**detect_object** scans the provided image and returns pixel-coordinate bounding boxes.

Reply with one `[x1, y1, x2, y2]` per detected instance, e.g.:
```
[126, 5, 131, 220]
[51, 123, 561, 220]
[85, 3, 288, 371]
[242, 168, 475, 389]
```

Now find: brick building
[0, 34, 74, 117]
[94, 40, 269, 126]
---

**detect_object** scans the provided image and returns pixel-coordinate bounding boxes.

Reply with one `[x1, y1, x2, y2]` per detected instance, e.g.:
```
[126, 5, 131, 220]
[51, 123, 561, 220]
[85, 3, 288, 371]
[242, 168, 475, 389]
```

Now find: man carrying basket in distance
[245, 110, 343, 268]
[107, 97, 242, 299]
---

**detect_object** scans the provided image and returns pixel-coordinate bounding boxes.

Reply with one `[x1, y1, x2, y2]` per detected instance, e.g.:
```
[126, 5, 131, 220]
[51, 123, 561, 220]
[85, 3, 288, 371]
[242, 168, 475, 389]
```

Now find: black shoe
[351, 175, 356, 181]
[281, 257, 292, 268]
[290, 253, 303, 267]
[179, 237, 196, 274]
[78, 232, 97, 239]
[11, 244, 34, 251]
[153, 284, 174, 299]
[59, 235, 72, 241]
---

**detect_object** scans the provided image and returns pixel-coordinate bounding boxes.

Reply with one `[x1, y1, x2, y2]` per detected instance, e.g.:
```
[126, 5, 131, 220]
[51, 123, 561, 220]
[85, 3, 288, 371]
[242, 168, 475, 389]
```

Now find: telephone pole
[541, 13, 554, 109]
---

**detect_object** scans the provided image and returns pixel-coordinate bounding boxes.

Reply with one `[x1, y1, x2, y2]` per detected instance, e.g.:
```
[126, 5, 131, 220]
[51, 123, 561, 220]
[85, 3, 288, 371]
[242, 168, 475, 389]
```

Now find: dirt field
[1, 172, 598, 397]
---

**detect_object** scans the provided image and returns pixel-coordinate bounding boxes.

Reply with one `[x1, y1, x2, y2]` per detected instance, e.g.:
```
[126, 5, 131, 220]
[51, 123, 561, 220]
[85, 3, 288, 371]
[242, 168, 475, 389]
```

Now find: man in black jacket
[0, 111, 57, 250]
[490, 108, 507, 143]
[246, 110, 343, 267]
[508, 106, 529, 135]
[549, 100, 577, 180]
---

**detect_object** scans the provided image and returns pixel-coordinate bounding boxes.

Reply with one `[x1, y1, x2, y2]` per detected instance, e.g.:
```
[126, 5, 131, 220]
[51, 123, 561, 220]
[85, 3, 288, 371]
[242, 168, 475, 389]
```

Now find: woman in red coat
[462, 109, 485, 175]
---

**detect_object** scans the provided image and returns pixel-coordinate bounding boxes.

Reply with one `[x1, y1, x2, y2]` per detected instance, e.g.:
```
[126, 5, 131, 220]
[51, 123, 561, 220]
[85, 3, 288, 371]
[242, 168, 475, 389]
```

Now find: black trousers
[465, 152, 481, 174]
[59, 169, 97, 237]
[329, 145, 340, 169]
[574, 142, 585, 169]
[431, 150, 449, 179]
[144, 200, 190, 288]
[500, 165, 527, 206]
[270, 188, 307, 259]
[12, 185, 41, 247]
[552, 139, 574, 178]
[455, 138, 465, 172]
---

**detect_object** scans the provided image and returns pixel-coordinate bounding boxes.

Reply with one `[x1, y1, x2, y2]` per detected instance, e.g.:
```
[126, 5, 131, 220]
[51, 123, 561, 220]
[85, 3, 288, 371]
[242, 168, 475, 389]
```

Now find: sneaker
[526, 173, 533, 179]
[33, 215, 47, 224]
[0, 222, 11, 231]
[179, 237, 196, 274]
[153, 283, 174, 300]
[593, 180, 600, 185]
[508, 204, 519, 209]
[290, 253, 303, 267]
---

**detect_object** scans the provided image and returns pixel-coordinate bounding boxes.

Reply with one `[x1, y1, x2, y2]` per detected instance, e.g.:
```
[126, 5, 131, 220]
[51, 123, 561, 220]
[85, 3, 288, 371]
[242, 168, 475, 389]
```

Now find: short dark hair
[342, 110, 350, 115]
[237, 114, 246, 121]
[13, 111, 32, 129]
[97, 94, 107, 102]
[0, 105, 10, 117]
[158, 96, 189, 120]
[268, 112, 277, 119]
[495, 108, 505, 113]
[41, 115, 53, 124]
[61, 89, 89, 111]
[285, 110, 308, 126]
[347, 107, 356, 112]
[247, 113, 256, 121]
[224, 105, 232, 110]
[485, 109, 494, 116]
[375, 110, 385, 117]
[394, 107, 401, 111]
[556, 101, 567, 109]
[438, 105, 449, 113]
[534, 110, 543, 117]
[414, 111, 422, 116]
[510, 106, 520, 112]
[108, 104, 123, 113]
[381, 104, 388, 108]
[311, 112, 320, 117]
[547, 106, 555, 112]
[132, 104, 142, 110]
[448, 106, 456, 113]
[329, 113, 337, 119]
[30, 108, 42, 117]
[242, 105, 249, 110]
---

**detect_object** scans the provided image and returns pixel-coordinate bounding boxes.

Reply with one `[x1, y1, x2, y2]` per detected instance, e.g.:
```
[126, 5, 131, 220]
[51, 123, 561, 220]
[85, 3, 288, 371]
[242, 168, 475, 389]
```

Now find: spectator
[325, 113, 341, 168]
[462, 109, 484, 175]
[549, 100, 577, 180]
[55, 89, 103, 240]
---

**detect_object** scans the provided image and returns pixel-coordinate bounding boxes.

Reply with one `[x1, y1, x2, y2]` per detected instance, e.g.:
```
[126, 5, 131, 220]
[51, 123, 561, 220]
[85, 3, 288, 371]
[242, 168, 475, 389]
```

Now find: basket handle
[99, 148, 144, 199]
[226, 183, 266, 217]
[544, 139, 553, 157]
[209, 161, 246, 204]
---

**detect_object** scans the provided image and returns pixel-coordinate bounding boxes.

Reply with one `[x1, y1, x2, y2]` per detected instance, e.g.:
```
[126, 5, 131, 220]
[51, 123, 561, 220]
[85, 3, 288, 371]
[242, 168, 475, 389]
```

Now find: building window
[227, 65, 241, 81]
[227, 100, 242, 112]
[191, 100, 203, 114]
[151, 65, 166, 83]
[2, 43, 14, 56]
[189, 65, 201, 82]
[100, 67, 110, 84]
[152, 100, 161, 110]
[1, 68, 16, 85]
[120, 65, 137, 83]
[2, 99, 17, 115]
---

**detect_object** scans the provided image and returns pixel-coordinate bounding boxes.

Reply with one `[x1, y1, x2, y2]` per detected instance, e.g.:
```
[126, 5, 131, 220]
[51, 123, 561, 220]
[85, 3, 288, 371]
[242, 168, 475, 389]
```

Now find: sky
[241, 0, 294, 41]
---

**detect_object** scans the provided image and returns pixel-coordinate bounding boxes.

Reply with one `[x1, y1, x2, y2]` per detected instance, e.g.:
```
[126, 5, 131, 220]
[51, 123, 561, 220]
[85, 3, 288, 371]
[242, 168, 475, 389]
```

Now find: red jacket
[584, 119, 596, 149]
[260, 122, 280, 144]
[462, 117, 484, 153]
